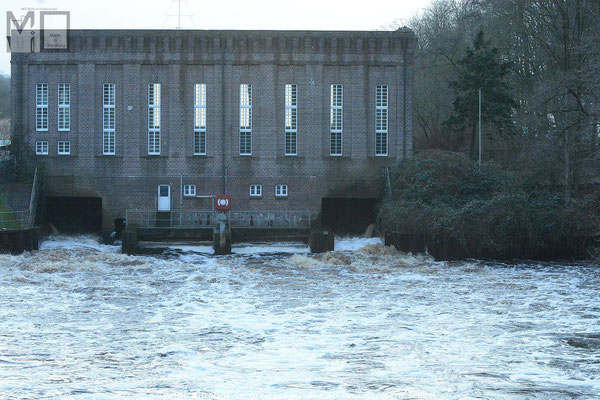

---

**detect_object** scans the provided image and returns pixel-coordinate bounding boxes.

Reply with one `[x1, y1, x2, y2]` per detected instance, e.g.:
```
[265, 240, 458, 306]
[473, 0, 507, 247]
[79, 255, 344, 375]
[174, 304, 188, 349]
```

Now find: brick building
[11, 29, 415, 232]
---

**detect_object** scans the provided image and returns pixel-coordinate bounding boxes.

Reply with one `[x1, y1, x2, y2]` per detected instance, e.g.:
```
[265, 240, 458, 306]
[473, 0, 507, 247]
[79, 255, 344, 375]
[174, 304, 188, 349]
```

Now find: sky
[1, 0, 433, 75]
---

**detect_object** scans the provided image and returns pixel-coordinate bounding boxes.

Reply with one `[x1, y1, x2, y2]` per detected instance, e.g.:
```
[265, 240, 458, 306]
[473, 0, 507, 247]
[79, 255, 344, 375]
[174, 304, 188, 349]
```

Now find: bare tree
[505, 0, 600, 198]
[406, 0, 600, 194]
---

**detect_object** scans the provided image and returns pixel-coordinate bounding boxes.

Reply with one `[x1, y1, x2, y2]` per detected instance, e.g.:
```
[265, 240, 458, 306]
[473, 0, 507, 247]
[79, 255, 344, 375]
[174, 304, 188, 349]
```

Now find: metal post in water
[180, 175, 183, 226]
[478, 87, 482, 166]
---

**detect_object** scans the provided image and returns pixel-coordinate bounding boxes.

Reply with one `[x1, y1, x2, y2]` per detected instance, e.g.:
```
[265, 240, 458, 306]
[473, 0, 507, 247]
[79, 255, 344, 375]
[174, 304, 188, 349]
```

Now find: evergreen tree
[446, 30, 516, 160]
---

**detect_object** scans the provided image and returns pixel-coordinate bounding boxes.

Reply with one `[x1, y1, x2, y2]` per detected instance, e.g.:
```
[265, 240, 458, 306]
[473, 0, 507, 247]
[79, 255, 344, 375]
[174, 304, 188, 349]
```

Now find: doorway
[157, 185, 171, 211]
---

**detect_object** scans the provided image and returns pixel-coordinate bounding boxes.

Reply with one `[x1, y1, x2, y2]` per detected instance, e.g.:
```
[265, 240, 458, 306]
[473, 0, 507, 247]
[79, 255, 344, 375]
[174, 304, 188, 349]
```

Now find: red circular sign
[215, 195, 231, 211]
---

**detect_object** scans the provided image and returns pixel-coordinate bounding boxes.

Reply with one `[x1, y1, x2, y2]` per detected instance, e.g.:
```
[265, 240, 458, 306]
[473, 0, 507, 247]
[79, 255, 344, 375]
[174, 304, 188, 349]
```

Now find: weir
[0, 168, 41, 254]
[121, 210, 334, 255]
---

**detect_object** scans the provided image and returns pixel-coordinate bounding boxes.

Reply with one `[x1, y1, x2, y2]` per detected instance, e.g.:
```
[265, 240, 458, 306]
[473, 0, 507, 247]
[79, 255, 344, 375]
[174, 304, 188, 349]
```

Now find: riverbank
[378, 151, 600, 261]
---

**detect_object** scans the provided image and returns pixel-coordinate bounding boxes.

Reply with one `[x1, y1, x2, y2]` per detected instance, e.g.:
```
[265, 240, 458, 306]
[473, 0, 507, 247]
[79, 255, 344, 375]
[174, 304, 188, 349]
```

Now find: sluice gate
[122, 210, 333, 255]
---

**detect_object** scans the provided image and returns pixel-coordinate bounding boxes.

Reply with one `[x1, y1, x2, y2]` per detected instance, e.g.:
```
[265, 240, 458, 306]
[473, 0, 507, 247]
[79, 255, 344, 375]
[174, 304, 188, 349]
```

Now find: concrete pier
[121, 229, 138, 256]
[212, 213, 232, 255]
[0, 228, 39, 254]
[309, 226, 335, 253]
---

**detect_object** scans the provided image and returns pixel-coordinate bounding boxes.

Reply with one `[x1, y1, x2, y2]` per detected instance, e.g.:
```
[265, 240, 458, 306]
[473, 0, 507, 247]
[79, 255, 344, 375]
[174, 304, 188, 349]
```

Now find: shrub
[378, 151, 599, 260]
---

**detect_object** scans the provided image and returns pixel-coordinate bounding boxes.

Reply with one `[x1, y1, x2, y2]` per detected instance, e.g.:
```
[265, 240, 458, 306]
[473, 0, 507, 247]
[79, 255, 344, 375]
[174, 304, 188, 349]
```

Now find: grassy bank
[0, 186, 21, 230]
[378, 152, 599, 260]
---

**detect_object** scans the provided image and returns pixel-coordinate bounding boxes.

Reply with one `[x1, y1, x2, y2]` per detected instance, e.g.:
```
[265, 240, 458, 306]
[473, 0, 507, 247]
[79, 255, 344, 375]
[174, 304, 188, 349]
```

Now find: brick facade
[11, 30, 416, 230]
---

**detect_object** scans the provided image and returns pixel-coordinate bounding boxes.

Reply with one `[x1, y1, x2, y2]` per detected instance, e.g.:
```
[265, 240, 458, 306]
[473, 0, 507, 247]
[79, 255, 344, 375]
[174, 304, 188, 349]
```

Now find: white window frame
[57, 141, 70, 155]
[36, 141, 48, 155]
[103, 83, 116, 155]
[148, 83, 161, 155]
[239, 84, 252, 156]
[249, 184, 262, 197]
[275, 184, 288, 197]
[376, 85, 389, 156]
[194, 83, 207, 155]
[36, 83, 48, 132]
[183, 184, 196, 197]
[330, 84, 343, 156]
[285, 84, 297, 156]
[58, 83, 70, 131]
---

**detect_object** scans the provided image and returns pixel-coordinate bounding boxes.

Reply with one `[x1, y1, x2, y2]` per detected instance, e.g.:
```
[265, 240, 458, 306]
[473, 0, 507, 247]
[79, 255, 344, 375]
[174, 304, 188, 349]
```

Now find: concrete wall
[12, 30, 416, 230]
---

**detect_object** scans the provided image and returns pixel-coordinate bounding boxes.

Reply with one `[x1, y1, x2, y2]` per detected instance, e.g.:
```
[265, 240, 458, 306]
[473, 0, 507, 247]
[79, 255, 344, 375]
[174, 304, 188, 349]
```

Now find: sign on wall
[215, 195, 231, 211]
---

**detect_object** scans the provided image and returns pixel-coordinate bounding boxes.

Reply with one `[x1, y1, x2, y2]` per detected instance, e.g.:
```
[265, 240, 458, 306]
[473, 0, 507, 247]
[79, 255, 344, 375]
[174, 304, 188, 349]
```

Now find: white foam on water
[138, 241, 311, 256]
[40, 234, 119, 252]
[139, 241, 215, 254]
[232, 241, 310, 255]
[334, 236, 384, 251]
[0, 235, 598, 399]
[134, 237, 383, 256]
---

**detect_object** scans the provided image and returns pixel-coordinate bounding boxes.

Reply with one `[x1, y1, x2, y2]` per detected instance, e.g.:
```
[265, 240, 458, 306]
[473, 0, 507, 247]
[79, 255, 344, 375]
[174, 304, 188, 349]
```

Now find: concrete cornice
[32, 29, 416, 59]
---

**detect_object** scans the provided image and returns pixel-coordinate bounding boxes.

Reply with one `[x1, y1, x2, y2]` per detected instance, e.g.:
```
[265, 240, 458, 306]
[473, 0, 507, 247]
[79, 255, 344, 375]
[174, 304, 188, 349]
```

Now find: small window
[184, 184, 196, 197]
[159, 185, 169, 197]
[57, 141, 70, 155]
[249, 184, 262, 197]
[36, 141, 48, 155]
[275, 184, 288, 197]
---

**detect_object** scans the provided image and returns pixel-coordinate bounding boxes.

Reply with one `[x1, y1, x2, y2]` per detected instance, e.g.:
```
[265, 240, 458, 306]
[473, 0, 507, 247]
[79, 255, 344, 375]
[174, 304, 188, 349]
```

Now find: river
[0, 235, 598, 399]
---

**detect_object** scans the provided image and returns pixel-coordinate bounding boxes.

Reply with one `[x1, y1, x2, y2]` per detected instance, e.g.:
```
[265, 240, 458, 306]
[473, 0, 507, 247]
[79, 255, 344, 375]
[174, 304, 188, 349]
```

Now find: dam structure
[10, 29, 415, 251]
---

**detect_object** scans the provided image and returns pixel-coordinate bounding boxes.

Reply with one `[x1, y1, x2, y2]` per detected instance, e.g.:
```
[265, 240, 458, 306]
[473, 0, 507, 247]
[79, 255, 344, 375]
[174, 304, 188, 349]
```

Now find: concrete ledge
[0, 227, 39, 254]
[231, 228, 308, 242]
[137, 227, 213, 241]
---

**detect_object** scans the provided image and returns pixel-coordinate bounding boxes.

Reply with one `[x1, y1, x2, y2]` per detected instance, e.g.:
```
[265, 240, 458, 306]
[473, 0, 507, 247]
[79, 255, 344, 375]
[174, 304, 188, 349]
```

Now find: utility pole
[163, 0, 194, 30]
[478, 87, 482, 165]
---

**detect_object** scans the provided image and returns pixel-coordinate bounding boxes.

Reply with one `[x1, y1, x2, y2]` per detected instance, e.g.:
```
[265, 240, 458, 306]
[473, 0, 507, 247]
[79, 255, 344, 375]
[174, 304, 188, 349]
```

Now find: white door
[157, 185, 171, 211]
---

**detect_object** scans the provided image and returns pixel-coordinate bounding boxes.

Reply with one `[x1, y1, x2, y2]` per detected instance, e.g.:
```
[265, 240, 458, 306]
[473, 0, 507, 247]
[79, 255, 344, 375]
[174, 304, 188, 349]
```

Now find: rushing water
[0, 235, 599, 399]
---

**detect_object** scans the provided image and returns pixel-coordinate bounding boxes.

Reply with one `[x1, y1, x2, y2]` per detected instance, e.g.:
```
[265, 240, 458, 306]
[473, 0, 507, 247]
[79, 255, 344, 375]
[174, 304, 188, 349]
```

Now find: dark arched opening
[321, 197, 377, 235]
[44, 197, 102, 233]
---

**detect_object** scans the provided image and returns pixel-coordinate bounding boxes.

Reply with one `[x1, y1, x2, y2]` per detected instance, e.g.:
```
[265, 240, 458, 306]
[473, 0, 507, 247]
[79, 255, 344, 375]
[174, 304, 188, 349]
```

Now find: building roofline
[62, 28, 415, 37]
[11, 28, 416, 60]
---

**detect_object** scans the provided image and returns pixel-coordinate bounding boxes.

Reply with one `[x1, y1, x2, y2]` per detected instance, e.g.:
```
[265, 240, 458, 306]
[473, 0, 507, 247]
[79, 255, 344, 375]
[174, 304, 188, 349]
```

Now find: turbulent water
[0, 236, 598, 399]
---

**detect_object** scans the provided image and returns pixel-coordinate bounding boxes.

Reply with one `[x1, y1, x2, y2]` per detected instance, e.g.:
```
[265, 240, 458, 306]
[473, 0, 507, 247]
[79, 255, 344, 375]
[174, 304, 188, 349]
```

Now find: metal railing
[229, 210, 311, 229]
[28, 167, 39, 226]
[126, 210, 214, 228]
[125, 209, 312, 230]
[0, 210, 31, 229]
